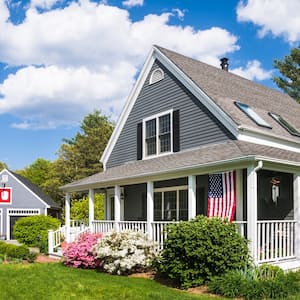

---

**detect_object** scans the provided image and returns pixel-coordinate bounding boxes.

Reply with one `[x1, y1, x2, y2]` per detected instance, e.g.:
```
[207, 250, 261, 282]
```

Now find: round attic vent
[149, 68, 164, 85]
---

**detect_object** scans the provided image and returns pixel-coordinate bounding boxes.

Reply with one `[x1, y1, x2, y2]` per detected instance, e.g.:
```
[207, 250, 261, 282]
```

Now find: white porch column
[294, 173, 300, 259]
[247, 166, 258, 264]
[114, 185, 121, 231]
[65, 192, 71, 242]
[235, 169, 245, 236]
[88, 189, 94, 229]
[106, 190, 111, 220]
[147, 181, 154, 239]
[188, 175, 196, 220]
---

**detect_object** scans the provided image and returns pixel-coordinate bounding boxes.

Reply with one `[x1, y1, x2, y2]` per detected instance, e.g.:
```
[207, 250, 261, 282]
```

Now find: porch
[55, 162, 300, 269]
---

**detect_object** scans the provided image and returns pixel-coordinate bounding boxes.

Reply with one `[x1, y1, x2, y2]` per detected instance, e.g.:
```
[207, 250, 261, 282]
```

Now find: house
[0, 168, 60, 240]
[60, 45, 300, 269]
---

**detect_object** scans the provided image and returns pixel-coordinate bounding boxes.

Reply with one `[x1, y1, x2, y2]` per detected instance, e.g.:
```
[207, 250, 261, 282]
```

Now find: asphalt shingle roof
[11, 171, 60, 208]
[61, 46, 300, 192]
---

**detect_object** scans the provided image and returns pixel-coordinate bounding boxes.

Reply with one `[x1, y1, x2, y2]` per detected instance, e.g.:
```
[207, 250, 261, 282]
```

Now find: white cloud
[30, 0, 61, 10]
[0, 0, 240, 129]
[122, 0, 143, 8]
[231, 60, 272, 81]
[237, 0, 300, 43]
[172, 8, 185, 21]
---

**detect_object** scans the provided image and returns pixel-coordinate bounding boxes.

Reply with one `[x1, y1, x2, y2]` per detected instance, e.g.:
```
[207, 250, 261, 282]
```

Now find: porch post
[247, 166, 258, 264]
[147, 181, 154, 239]
[188, 175, 196, 220]
[65, 192, 71, 242]
[236, 169, 244, 235]
[114, 185, 121, 231]
[106, 190, 111, 220]
[294, 173, 300, 259]
[88, 188, 94, 230]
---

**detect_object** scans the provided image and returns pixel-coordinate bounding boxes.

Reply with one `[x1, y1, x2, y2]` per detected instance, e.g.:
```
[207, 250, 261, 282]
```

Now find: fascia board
[153, 47, 239, 138]
[100, 48, 156, 169]
[238, 127, 300, 154]
[4, 170, 50, 208]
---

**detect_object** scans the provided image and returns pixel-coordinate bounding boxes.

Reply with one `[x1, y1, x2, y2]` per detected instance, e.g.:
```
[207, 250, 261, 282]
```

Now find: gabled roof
[62, 139, 300, 192]
[101, 45, 300, 168]
[156, 46, 300, 145]
[0, 169, 60, 209]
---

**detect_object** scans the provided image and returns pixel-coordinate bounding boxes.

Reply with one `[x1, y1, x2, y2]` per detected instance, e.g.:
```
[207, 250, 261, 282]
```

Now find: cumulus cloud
[237, 0, 300, 43]
[231, 60, 272, 81]
[122, 0, 143, 8]
[30, 0, 61, 10]
[0, 0, 240, 129]
[172, 8, 185, 21]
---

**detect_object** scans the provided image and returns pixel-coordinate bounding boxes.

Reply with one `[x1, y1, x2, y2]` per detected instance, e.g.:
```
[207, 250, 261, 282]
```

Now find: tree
[55, 110, 114, 183]
[70, 194, 104, 224]
[0, 161, 8, 171]
[17, 158, 52, 187]
[273, 46, 300, 102]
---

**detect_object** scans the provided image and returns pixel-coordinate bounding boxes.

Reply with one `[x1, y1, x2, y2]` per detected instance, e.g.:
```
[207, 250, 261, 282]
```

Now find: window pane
[269, 112, 300, 137]
[146, 137, 156, 155]
[164, 191, 176, 220]
[160, 133, 171, 152]
[154, 192, 162, 221]
[159, 114, 170, 134]
[179, 190, 188, 220]
[235, 102, 271, 128]
[146, 119, 156, 138]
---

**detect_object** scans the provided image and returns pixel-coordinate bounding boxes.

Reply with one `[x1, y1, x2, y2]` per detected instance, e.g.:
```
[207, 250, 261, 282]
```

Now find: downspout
[254, 160, 263, 173]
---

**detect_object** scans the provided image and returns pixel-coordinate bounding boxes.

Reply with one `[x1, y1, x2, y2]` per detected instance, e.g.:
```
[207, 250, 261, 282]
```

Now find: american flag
[207, 171, 236, 222]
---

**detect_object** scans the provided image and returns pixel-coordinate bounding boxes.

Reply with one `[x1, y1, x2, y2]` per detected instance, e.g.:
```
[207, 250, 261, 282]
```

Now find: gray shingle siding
[106, 60, 235, 169]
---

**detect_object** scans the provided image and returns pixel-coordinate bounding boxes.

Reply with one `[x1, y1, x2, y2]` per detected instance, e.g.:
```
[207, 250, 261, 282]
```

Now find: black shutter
[173, 110, 180, 152]
[137, 122, 143, 160]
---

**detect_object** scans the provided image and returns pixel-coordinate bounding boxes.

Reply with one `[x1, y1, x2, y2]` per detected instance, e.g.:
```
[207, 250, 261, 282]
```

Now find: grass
[0, 263, 219, 300]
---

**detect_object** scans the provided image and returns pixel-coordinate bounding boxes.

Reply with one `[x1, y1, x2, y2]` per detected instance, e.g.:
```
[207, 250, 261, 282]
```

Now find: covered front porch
[56, 159, 300, 269]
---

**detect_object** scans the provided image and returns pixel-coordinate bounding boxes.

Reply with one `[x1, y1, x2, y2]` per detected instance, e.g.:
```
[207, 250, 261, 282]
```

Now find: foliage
[0, 161, 8, 171]
[17, 158, 53, 188]
[62, 232, 103, 269]
[0, 264, 211, 300]
[95, 230, 158, 275]
[13, 215, 60, 253]
[26, 252, 38, 263]
[208, 265, 300, 299]
[0, 241, 30, 261]
[156, 216, 250, 288]
[273, 45, 300, 102]
[70, 193, 104, 224]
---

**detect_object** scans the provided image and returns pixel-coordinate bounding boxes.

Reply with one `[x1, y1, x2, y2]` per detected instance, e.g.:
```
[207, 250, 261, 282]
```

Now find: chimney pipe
[220, 57, 229, 71]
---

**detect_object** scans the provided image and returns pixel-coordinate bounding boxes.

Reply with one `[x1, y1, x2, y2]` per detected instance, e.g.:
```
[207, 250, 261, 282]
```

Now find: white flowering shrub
[94, 230, 158, 275]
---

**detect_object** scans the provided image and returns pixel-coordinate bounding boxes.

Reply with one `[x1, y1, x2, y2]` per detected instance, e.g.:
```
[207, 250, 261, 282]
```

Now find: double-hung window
[143, 110, 173, 158]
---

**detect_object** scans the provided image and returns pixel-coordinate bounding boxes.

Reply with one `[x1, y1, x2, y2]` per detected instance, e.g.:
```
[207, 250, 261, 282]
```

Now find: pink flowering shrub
[62, 232, 103, 269]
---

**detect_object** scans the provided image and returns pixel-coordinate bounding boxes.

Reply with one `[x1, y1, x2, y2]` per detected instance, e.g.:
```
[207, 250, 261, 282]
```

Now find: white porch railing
[257, 220, 296, 263]
[51, 219, 297, 264]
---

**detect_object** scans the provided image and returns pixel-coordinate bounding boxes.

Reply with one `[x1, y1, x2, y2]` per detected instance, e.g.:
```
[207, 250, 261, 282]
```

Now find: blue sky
[0, 0, 299, 170]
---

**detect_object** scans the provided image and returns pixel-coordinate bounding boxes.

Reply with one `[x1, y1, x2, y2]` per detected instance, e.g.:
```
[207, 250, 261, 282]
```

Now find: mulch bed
[36, 255, 60, 263]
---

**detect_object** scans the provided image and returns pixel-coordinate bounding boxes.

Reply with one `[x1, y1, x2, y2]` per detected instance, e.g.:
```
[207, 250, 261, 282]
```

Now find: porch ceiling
[61, 140, 300, 192]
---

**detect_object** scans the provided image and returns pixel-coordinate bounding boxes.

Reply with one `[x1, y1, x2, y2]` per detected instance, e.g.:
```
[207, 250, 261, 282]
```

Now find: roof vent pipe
[220, 57, 229, 71]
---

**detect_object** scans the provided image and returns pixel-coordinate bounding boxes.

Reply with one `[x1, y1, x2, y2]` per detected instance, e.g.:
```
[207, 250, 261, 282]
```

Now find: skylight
[269, 112, 300, 137]
[235, 102, 271, 128]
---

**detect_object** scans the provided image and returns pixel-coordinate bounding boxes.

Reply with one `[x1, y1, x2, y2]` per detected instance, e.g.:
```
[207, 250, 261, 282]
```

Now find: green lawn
[0, 263, 220, 300]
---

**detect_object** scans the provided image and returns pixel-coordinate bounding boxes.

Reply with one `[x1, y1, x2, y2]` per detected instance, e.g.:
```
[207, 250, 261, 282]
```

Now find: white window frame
[149, 68, 164, 85]
[142, 109, 173, 159]
[154, 185, 188, 221]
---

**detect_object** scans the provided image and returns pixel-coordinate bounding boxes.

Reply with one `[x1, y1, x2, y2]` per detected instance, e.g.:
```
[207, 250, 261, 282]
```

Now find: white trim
[0, 169, 50, 208]
[238, 128, 300, 154]
[100, 46, 239, 169]
[149, 68, 164, 85]
[154, 185, 188, 221]
[101, 48, 157, 169]
[293, 173, 300, 259]
[188, 175, 196, 220]
[0, 209, 2, 235]
[147, 181, 154, 239]
[6, 208, 40, 240]
[142, 109, 173, 159]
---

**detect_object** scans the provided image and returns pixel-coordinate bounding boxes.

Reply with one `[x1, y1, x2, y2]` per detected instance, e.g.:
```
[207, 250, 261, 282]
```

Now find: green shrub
[0, 241, 8, 255]
[13, 215, 60, 253]
[156, 215, 250, 288]
[208, 265, 300, 299]
[26, 252, 38, 263]
[14, 245, 30, 259]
